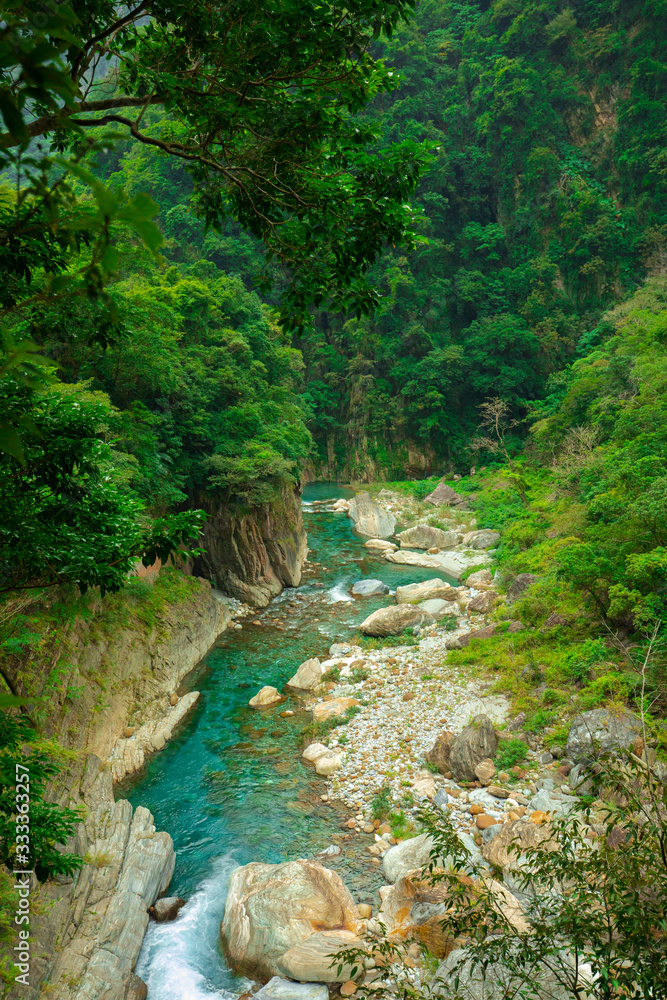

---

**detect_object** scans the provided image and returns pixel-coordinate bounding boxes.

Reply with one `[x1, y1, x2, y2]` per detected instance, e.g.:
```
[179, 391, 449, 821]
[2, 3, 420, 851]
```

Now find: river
[118, 484, 457, 999]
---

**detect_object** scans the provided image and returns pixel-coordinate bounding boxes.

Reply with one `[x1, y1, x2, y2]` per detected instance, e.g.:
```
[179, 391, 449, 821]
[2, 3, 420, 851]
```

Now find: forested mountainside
[302, 0, 667, 476]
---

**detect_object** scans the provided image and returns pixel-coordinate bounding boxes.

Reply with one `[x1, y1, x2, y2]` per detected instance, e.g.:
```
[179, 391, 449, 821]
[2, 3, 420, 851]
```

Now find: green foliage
[371, 784, 393, 820]
[351, 666, 370, 682]
[0, 711, 82, 878]
[356, 629, 419, 650]
[300, 0, 667, 474]
[0, 381, 204, 595]
[339, 754, 667, 998]
[494, 738, 528, 771]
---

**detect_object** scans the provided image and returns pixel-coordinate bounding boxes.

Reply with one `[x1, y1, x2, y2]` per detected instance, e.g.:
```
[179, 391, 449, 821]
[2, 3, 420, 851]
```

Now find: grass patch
[355, 629, 419, 650]
[371, 784, 392, 820]
[494, 738, 529, 770]
[322, 665, 340, 682]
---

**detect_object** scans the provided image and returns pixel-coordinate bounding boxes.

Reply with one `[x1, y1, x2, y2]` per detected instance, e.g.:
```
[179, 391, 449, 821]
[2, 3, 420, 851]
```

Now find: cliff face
[1, 575, 232, 1000]
[193, 483, 308, 606]
[303, 428, 438, 484]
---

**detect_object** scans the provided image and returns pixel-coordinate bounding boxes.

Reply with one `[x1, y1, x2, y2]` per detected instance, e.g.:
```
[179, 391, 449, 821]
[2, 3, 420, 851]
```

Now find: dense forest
[1, 1, 667, 993]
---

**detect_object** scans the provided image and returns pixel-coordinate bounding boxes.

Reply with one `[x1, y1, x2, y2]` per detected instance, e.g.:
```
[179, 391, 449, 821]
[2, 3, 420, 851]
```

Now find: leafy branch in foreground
[335, 751, 667, 999]
[1, 0, 430, 334]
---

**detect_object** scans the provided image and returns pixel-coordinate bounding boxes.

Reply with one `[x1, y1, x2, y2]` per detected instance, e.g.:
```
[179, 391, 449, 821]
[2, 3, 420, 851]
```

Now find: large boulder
[424, 483, 465, 506]
[381, 831, 484, 883]
[481, 818, 557, 869]
[396, 525, 457, 550]
[254, 978, 328, 1000]
[462, 529, 501, 550]
[380, 872, 526, 962]
[377, 870, 456, 959]
[348, 492, 396, 538]
[249, 686, 284, 710]
[506, 573, 539, 603]
[351, 579, 390, 597]
[363, 538, 398, 552]
[312, 697, 360, 722]
[395, 579, 460, 605]
[151, 896, 186, 922]
[220, 859, 362, 982]
[466, 591, 498, 614]
[382, 834, 443, 883]
[419, 599, 458, 619]
[448, 715, 498, 783]
[432, 948, 593, 1000]
[359, 605, 435, 637]
[566, 708, 642, 762]
[286, 658, 323, 692]
[386, 549, 490, 580]
[425, 731, 454, 774]
[278, 930, 362, 983]
[467, 569, 493, 587]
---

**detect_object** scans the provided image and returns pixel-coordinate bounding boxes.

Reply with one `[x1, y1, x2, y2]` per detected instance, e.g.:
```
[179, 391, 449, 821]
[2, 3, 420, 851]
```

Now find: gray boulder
[152, 896, 186, 922]
[424, 483, 465, 506]
[467, 591, 498, 614]
[467, 569, 493, 586]
[351, 578, 390, 597]
[359, 604, 435, 637]
[396, 525, 457, 550]
[449, 715, 498, 782]
[255, 978, 328, 1000]
[506, 573, 539, 603]
[127, 976, 148, 1000]
[462, 529, 501, 550]
[285, 657, 323, 692]
[432, 948, 594, 999]
[220, 859, 362, 982]
[566, 708, 642, 762]
[419, 598, 458, 618]
[395, 578, 460, 604]
[348, 491, 396, 538]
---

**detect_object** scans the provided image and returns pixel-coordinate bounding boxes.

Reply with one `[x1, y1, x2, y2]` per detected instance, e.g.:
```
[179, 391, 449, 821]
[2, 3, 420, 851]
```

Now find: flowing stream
[117, 484, 457, 999]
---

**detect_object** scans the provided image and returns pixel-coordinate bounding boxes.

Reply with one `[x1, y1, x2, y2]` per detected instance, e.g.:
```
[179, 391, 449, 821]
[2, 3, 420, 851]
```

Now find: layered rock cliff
[193, 484, 308, 606]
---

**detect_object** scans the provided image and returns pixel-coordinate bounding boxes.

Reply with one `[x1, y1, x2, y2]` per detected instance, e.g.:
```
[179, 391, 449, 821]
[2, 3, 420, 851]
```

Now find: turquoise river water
[118, 484, 456, 999]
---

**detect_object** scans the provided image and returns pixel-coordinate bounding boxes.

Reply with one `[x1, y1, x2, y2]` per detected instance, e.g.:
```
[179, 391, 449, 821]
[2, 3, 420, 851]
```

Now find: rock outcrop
[385, 548, 490, 580]
[359, 605, 435, 637]
[396, 579, 460, 604]
[109, 691, 201, 782]
[13, 756, 175, 1000]
[286, 657, 323, 691]
[220, 860, 363, 982]
[250, 685, 284, 709]
[448, 715, 498, 782]
[566, 708, 642, 761]
[348, 491, 397, 538]
[194, 484, 308, 607]
[351, 579, 390, 596]
[462, 529, 501, 550]
[396, 525, 457, 550]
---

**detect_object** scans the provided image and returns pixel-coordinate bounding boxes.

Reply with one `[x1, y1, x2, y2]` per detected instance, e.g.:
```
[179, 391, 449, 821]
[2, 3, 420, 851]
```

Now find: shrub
[494, 737, 529, 770]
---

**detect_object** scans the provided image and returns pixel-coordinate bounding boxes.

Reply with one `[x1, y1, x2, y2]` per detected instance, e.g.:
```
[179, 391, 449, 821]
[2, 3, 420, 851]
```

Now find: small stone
[124, 727, 135, 738]
[169, 692, 178, 706]
[474, 759, 496, 785]
[402, 692, 416, 702]
[530, 810, 550, 824]
[497, 771, 510, 782]
[340, 982, 358, 996]
[357, 904, 372, 919]
[249, 686, 283, 709]
[488, 785, 510, 799]
[378, 823, 391, 836]
[363, 823, 375, 834]
[280, 710, 295, 717]
[469, 804, 485, 816]
[475, 814, 497, 830]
